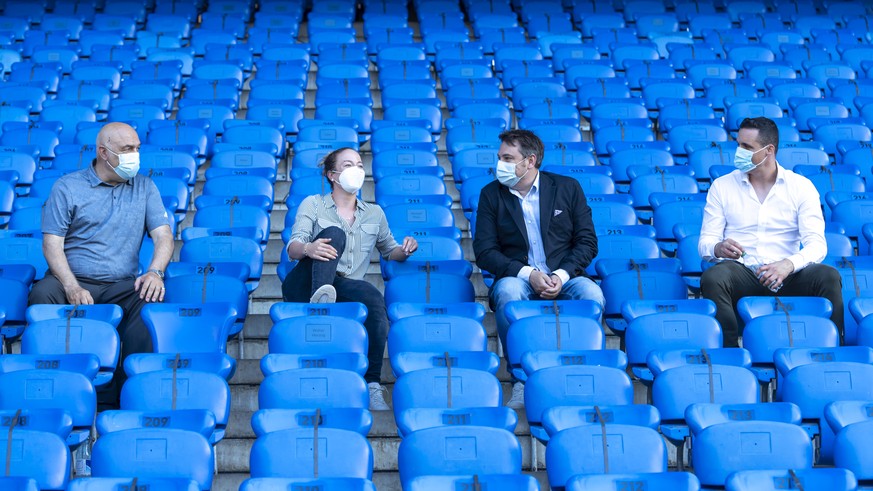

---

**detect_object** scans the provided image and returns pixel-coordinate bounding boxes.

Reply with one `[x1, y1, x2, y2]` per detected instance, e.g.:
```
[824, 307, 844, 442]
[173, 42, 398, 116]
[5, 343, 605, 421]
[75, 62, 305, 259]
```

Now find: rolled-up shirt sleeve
[288, 196, 318, 245]
[375, 206, 400, 259]
[787, 180, 826, 272]
[698, 179, 726, 261]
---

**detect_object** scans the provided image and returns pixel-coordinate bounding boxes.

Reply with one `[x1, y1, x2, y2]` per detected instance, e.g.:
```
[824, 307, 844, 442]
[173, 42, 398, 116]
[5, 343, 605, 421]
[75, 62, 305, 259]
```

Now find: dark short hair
[320, 147, 357, 190]
[738, 117, 779, 152]
[498, 129, 545, 168]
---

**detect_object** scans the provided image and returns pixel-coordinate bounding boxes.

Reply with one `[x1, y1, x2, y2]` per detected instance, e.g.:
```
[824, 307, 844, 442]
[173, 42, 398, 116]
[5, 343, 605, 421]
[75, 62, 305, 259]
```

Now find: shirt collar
[88, 161, 134, 187]
[739, 162, 787, 185]
[509, 171, 540, 200]
[325, 193, 366, 211]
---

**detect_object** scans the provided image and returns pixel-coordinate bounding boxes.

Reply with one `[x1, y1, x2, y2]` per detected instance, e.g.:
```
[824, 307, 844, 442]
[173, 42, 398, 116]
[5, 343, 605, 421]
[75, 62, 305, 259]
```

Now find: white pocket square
[554, 209, 563, 217]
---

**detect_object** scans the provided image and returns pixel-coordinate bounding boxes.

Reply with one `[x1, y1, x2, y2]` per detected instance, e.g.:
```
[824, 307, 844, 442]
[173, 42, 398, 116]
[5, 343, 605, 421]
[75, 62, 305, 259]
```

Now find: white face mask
[336, 166, 365, 194]
[734, 146, 768, 173]
[496, 159, 529, 189]
[104, 147, 140, 180]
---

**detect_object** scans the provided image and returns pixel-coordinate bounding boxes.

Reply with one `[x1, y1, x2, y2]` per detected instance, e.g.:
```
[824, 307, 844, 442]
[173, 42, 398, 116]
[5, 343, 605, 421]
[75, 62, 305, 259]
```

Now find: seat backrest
[268, 316, 368, 355]
[141, 302, 237, 353]
[568, 472, 701, 491]
[543, 404, 661, 436]
[724, 468, 856, 491]
[0, 429, 69, 490]
[504, 299, 602, 324]
[742, 314, 839, 364]
[25, 304, 123, 326]
[67, 477, 200, 491]
[692, 421, 812, 487]
[834, 418, 873, 480]
[163, 273, 249, 321]
[383, 273, 474, 304]
[626, 313, 722, 366]
[250, 428, 373, 479]
[774, 346, 873, 379]
[269, 302, 368, 323]
[506, 315, 605, 368]
[685, 402, 802, 437]
[120, 370, 230, 427]
[392, 367, 501, 416]
[91, 428, 213, 490]
[408, 474, 537, 491]
[652, 364, 759, 421]
[0, 370, 95, 428]
[546, 424, 667, 489]
[251, 407, 372, 437]
[387, 315, 486, 360]
[525, 365, 633, 426]
[21, 318, 120, 373]
[397, 426, 520, 487]
[782, 362, 873, 463]
[258, 368, 368, 410]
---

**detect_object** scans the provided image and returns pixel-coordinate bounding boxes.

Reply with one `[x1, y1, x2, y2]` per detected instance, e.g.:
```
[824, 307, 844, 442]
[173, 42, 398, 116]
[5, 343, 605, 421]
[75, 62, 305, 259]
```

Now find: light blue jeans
[490, 275, 605, 382]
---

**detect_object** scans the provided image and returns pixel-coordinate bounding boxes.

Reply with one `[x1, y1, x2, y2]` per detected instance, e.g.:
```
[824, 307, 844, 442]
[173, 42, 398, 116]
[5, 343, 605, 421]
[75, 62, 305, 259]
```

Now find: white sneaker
[507, 382, 525, 409]
[309, 284, 336, 304]
[368, 382, 390, 411]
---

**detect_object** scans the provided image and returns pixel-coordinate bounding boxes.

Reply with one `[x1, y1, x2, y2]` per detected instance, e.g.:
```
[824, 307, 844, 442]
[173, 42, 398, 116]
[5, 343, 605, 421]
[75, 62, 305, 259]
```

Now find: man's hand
[540, 273, 563, 299]
[715, 238, 745, 259]
[755, 259, 794, 291]
[529, 270, 552, 296]
[64, 283, 94, 305]
[135, 271, 165, 302]
[307, 238, 338, 261]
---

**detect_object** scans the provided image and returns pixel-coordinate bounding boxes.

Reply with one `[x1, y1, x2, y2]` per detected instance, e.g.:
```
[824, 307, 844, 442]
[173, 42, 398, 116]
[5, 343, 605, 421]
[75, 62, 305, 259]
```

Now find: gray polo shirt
[289, 194, 400, 280]
[42, 164, 169, 282]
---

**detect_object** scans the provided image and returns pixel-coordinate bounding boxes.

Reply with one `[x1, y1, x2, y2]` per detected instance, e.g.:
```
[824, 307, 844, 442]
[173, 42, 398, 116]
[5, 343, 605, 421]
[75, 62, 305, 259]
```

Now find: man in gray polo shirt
[29, 122, 174, 407]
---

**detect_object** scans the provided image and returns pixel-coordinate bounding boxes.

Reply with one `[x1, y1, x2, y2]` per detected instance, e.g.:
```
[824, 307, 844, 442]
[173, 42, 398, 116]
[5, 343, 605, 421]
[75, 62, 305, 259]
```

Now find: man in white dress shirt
[699, 116, 843, 347]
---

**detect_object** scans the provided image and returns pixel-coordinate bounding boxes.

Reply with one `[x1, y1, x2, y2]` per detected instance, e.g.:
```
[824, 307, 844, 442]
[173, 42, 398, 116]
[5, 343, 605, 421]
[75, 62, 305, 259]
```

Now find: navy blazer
[472, 170, 598, 282]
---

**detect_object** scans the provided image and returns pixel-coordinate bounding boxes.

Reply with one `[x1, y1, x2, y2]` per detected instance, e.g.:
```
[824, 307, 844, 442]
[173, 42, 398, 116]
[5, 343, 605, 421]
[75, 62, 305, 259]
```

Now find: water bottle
[742, 252, 782, 293]
[74, 434, 92, 477]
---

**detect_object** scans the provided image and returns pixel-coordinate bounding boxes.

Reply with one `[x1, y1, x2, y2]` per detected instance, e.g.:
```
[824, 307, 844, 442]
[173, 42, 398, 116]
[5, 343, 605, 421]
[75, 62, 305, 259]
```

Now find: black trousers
[28, 275, 153, 408]
[700, 261, 844, 347]
[281, 226, 388, 384]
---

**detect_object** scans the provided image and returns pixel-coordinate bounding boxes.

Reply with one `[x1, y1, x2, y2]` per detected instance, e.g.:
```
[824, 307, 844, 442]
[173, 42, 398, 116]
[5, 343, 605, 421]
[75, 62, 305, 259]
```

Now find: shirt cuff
[518, 266, 535, 283]
[552, 269, 570, 285]
[786, 253, 806, 273]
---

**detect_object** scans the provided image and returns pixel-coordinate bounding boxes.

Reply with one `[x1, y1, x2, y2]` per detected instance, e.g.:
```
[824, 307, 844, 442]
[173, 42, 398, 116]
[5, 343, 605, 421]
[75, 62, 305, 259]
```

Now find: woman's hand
[306, 238, 338, 261]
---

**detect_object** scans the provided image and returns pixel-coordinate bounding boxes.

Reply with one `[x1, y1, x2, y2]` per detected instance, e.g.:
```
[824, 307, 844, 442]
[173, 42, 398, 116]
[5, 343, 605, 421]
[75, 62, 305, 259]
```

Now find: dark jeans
[700, 261, 844, 347]
[281, 226, 388, 384]
[28, 274, 153, 408]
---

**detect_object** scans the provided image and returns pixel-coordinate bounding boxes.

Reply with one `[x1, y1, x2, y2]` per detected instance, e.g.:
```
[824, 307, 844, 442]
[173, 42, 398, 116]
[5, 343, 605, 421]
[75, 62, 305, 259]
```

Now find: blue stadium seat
[525, 365, 633, 443]
[626, 313, 722, 383]
[242, 478, 375, 491]
[547, 424, 667, 489]
[21, 318, 119, 387]
[68, 477, 200, 491]
[0, 429, 70, 491]
[258, 368, 367, 411]
[0, 369, 95, 447]
[387, 314, 490, 376]
[250, 428, 373, 480]
[398, 427, 520, 488]
[121, 369, 230, 444]
[91, 429, 213, 490]
[163, 273, 248, 337]
[252, 406, 372, 437]
[140, 302, 236, 355]
[782, 362, 873, 465]
[725, 468, 856, 491]
[409, 475, 536, 491]
[569, 473, 700, 491]
[692, 421, 812, 487]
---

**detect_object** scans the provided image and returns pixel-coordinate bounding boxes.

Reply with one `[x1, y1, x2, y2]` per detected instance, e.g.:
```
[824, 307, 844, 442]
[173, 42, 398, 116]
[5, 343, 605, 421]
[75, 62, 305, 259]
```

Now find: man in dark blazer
[473, 129, 604, 409]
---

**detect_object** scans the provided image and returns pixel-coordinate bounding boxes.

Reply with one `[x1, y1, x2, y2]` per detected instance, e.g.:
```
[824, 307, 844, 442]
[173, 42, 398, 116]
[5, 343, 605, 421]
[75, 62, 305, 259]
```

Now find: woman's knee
[316, 226, 346, 250]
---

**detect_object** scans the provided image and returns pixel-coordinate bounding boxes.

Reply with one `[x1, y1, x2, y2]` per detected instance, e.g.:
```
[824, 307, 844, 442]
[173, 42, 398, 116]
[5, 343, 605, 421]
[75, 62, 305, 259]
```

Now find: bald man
[29, 122, 174, 408]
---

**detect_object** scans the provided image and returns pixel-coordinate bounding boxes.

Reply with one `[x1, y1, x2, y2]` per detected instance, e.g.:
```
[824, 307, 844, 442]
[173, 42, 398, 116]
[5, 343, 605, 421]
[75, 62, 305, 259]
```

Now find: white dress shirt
[509, 173, 571, 285]
[698, 164, 827, 272]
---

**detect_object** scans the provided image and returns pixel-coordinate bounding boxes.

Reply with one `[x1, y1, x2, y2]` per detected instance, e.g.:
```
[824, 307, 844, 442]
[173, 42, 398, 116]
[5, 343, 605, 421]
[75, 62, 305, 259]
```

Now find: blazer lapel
[501, 184, 529, 245]
[539, 172, 556, 242]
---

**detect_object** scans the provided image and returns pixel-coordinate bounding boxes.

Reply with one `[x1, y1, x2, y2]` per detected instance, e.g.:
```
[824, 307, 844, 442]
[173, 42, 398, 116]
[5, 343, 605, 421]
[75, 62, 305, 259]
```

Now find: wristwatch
[147, 269, 165, 279]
